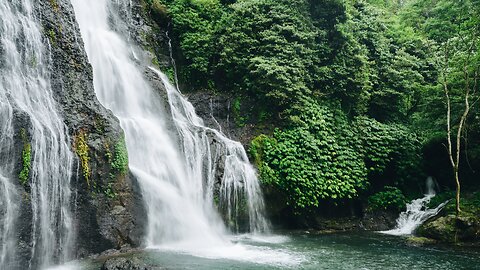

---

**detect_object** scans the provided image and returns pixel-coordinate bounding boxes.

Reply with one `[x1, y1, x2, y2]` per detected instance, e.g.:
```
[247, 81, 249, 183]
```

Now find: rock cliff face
[41, 0, 148, 256]
[10, 1, 146, 266]
[184, 92, 260, 146]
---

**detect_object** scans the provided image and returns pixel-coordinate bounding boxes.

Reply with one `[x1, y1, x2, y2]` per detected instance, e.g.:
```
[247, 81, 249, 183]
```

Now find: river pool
[68, 231, 480, 270]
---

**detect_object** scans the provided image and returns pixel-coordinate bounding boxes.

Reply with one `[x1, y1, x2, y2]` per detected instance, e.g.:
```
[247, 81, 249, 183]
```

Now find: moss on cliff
[112, 137, 129, 175]
[48, 0, 59, 12]
[19, 128, 32, 187]
[74, 130, 91, 187]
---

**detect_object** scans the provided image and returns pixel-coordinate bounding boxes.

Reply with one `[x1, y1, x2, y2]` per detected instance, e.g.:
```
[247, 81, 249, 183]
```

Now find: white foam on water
[43, 261, 82, 270]
[232, 233, 291, 244]
[148, 241, 305, 267]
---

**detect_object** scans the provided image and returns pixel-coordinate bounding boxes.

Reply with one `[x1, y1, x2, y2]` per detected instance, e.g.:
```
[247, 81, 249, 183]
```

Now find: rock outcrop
[8, 1, 147, 266]
[418, 214, 480, 245]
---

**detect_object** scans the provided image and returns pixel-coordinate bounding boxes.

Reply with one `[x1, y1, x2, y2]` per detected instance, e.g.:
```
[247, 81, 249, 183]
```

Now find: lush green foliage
[367, 186, 408, 212]
[402, 0, 480, 191]
[162, 0, 435, 120]
[161, 0, 224, 87]
[354, 117, 423, 187]
[250, 101, 420, 210]
[429, 191, 480, 218]
[159, 0, 480, 212]
[251, 107, 366, 208]
[218, 0, 317, 110]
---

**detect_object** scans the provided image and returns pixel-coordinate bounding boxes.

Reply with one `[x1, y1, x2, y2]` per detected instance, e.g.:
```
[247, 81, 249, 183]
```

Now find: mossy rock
[418, 214, 480, 243]
[146, 0, 169, 26]
[418, 215, 457, 242]
[406, 236, 437, 246]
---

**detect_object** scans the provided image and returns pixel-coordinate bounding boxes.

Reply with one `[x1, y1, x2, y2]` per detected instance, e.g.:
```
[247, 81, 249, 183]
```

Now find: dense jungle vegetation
[145, 0, 479, 217]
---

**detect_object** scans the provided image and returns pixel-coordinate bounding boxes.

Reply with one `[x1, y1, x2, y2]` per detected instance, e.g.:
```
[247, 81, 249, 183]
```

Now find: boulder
[361, 210, 399, 231]
[101, 257, 149, 270]
[418, 214, 480, 244]
[406, 236, 437, 246]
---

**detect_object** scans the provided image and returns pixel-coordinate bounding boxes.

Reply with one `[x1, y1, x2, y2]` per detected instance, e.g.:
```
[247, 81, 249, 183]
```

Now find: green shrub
[354, 116, 423, 186]
[232, 97, 246, 127]
[165, 0, 224, 86]
[112, 137, 129, 175]
[19, 129, 31, 186]
[368, 186, 408, 212]
[430, 191, 480, 216]
[251, 102, 369, 210]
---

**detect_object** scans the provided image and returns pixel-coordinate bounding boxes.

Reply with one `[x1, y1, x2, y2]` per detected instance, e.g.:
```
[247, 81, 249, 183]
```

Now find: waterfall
[381, 177, 448, 236]
[0, 1, 75, 269]
[0, 78, 18, 268]
[71, 0, 268, 251]
[165, 30, 180, 90]
[150, 67, 269, 233]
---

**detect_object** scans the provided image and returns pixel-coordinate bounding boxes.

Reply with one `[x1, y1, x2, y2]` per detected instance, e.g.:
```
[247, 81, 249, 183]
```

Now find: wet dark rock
[418, 215, 457, 242]
[127, 0, 171, 68]
[361, 210, 399, 231]
[262, 195, 399, 232]
[101, 257, 150, 270]
[4, 1, 147, 266]
[185, 91, 265, 146]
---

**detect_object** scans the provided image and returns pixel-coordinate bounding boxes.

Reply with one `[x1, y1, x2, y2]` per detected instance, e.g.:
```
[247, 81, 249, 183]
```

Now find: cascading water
[381, 177, 448, 236]
[150, 67, 269, 233]
[165, 31, 180, 90]
[0, 30, 18, 264]
[71, 0, 268, 254]
[0, 90, 18, 268]
[0, 1, 75, 269]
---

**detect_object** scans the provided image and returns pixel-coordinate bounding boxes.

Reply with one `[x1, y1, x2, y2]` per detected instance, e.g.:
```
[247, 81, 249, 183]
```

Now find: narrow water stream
[382, 177, 448, 236]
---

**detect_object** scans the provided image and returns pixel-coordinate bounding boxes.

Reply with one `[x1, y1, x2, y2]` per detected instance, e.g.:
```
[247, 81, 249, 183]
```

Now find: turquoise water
[81, 232, 480, 270]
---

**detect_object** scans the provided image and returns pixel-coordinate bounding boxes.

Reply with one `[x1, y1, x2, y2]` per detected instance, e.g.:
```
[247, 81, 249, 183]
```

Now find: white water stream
[151, 67, 269, 234]
[71, 0, 275, 262]
[0, 1, 75, 269]
[381, 177, 448, 236]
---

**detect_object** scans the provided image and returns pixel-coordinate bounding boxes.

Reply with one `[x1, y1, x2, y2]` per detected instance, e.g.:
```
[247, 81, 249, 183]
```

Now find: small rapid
[381, 177, 448, 236]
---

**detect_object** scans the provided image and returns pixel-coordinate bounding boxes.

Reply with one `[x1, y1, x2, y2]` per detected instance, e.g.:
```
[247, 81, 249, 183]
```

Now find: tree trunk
[440, 33, 478, 218]
[454, 168, 461, 215]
